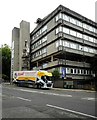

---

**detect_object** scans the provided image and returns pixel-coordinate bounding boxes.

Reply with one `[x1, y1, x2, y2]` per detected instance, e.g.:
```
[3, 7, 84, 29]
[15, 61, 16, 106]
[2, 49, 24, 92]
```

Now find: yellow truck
[13, 70, 53, 89]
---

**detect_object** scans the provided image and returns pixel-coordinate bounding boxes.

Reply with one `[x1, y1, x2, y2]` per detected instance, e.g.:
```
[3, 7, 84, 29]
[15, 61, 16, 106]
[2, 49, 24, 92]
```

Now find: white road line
[40, 92, 72, 97]
[17, 97, 31, 102]
[82, 97, 96, 101]
[2, 87, 72, 99]
[46, 104, 97, 119]
[19, 89, 72, 97]
[4, 87, 72, 97]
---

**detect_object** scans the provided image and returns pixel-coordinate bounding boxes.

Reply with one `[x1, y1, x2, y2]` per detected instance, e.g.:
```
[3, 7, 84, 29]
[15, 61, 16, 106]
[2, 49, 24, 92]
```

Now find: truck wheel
[37, 84, 39, 89]
[33, 84, 37, 89]
[39, 84, 41, 89]
[37, 84, 41, 89]
[17, 83, 19, 86]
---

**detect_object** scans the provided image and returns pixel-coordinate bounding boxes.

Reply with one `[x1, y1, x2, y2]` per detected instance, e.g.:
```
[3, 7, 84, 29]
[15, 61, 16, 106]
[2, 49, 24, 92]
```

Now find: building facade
[30, 5, 97, 89]
[19, 20, 30, 70]
[11, 27, 20, 81]
[11, 20, 30, 82]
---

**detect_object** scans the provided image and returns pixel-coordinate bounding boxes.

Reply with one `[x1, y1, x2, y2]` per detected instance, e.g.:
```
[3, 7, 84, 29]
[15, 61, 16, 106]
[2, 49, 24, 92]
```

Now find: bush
[2, 74, 9, 82]
[52, 69, 60, 79]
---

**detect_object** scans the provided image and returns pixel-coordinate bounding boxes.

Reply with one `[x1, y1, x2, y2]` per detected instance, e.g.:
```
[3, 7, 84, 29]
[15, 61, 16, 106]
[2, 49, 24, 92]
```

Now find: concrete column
[19, 20, 30, 71]
[11, 27, 20, 83]
[51, 55, 53, 62]
[37, 62, 38, 67]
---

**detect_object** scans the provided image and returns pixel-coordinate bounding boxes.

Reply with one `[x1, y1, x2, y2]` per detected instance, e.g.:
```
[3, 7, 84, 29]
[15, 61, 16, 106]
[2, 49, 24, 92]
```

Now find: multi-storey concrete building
[11, 20, 30, 82]
[19, 20, 30, 70]
[11, 27, 20, 81]
[30, 5, 97, 89]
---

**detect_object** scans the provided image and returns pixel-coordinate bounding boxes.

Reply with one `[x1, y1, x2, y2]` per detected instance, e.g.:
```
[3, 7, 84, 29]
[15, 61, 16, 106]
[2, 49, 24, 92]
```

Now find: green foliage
[1, 44, 11, 80]
[52, 69, 60, 79]
[2, 74, 9, 81]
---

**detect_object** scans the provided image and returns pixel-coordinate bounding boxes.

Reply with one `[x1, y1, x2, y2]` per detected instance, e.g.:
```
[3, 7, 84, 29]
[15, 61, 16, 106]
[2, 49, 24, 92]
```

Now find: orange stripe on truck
[17, 77, 36, 81]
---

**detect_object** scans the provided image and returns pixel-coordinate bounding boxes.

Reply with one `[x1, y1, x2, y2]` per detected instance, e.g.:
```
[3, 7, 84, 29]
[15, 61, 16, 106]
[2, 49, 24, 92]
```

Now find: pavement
[52, 87, 97, 93]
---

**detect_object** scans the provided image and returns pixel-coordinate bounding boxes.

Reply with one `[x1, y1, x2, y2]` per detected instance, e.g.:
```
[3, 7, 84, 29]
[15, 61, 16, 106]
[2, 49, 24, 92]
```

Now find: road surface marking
[3, 87, 72, 97]
[20, 89, 72, 97]
[82, 97, 96, 101]
[17, 97, 31, 102]
[46, 104, 97, 119]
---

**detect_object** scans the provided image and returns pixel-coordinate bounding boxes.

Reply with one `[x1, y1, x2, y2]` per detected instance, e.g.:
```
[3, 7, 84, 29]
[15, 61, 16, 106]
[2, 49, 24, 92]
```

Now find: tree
[52, 69, 60, 80]
[0, 44, 11, 81]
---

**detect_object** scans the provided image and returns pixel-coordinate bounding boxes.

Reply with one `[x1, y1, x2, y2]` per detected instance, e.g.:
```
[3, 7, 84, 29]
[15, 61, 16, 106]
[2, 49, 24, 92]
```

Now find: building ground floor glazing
[30, 51, 96, 90]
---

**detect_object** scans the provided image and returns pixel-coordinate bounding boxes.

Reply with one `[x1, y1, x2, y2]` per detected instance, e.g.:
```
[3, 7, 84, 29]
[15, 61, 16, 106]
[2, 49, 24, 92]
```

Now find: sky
[0, 0, 97, 47]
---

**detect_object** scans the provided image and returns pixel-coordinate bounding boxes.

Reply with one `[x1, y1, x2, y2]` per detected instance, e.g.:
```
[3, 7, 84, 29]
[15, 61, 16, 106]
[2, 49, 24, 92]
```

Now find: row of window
[55, 13, 97, 33]
[31, 25, 47, 40]
[56, 26, 97, 43]
[33, 66, 93, 75]
[32, 48, 47, 59]
[31, 36, 47, 50]
[56, 40, 97, 53]
[66, 67, 93, 75]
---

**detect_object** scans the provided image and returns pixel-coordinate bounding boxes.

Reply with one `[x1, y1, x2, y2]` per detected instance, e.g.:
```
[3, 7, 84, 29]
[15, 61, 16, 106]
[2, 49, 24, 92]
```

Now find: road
[1, 83, 97, 119]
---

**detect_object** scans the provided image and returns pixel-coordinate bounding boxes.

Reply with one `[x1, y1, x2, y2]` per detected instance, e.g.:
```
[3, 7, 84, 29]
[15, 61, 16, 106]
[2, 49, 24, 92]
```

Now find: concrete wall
[12, 27, 20, 71]
[11, 27, 20, 81]
[47, 17, 56, 32]
[47, 42, 57, 55]
[19, 20, 30, 70]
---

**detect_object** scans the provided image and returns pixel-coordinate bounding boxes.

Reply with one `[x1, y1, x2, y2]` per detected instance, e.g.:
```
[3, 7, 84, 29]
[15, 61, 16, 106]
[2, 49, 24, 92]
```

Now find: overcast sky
[0, 0, 96, 47]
